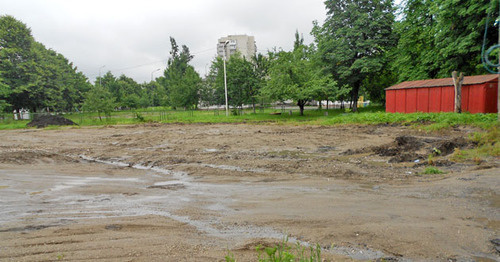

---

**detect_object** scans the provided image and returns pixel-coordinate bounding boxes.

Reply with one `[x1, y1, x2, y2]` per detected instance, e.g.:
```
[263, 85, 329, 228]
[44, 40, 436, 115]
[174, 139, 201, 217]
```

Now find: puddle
[76, 156, 390, 260]
[202, 163, 268, 173]
[0, 156, 391, 261]
[154, 181, 183, 186]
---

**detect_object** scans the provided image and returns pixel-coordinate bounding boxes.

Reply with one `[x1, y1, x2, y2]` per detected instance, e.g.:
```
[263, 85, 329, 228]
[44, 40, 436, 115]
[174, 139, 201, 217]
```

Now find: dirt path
[0, 124, 498, 261]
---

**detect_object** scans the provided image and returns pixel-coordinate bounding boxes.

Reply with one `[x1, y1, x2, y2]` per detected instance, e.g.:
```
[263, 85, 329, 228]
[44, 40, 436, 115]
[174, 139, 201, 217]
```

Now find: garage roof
[385, 74, 498, 90]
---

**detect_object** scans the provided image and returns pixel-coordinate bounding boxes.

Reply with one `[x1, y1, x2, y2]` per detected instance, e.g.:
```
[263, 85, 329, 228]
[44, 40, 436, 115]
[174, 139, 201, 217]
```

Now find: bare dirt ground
[0, 123, 498, 261]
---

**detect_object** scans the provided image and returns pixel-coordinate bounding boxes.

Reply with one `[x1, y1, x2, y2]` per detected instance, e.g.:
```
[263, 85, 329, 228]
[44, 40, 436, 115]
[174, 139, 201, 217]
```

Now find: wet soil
[0, 124, 498, 261]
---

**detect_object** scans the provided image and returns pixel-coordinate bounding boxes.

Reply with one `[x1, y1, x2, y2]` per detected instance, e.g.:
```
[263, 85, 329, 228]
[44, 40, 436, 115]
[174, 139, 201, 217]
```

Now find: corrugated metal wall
[385, 81, 498, 113]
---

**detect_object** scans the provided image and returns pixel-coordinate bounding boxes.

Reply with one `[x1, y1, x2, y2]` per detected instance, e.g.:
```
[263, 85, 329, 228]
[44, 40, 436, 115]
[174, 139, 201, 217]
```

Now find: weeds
[135, 112, 145, 122]
[225, 236, 322, 262]
[451, 126, 499, 161]
[422, 167, 446, 174]
[225, 251, 236, 262]
[256, 236, 321, 262]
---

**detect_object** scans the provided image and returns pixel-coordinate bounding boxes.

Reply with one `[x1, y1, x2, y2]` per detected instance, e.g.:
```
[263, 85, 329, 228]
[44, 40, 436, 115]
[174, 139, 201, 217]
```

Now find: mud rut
[0, 124, 498, 261]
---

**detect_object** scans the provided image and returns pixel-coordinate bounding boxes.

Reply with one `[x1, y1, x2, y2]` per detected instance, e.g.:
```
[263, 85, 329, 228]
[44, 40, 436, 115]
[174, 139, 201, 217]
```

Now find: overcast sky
[0, 0, 328, 83]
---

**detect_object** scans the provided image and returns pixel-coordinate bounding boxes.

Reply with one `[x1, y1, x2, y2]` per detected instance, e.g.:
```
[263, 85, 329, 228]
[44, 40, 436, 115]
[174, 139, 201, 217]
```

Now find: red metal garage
[385, 74, 498, 113]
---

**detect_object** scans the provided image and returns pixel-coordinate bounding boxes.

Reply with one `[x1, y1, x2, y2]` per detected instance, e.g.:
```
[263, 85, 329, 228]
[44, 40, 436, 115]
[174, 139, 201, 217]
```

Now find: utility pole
[223, 40, 230, 117]
[99, 65, 105, 87]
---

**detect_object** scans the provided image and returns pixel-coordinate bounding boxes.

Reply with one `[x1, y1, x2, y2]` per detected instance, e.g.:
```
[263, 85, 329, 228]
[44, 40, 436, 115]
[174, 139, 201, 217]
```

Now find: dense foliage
[203, 52, 268, 112]
[157, 37, 201, 110]
[313, 0, 397, 111]
[391, 0, 499, 81]
[262, 32, 334, 115]
[0, 15, 91, 113]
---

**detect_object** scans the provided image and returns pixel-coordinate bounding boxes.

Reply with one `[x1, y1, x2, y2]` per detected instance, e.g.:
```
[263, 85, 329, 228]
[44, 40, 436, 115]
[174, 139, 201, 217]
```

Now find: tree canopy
[0, 15, 91, 113]
[158, 37, 201, 110]
[392, 0, 499, 81]
[313, 0, 397, 111]
[263, 32, 334, 115]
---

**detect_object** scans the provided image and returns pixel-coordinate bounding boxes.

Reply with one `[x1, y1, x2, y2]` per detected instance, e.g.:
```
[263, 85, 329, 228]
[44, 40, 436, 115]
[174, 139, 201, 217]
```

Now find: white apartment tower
[217, 35, 256, 60]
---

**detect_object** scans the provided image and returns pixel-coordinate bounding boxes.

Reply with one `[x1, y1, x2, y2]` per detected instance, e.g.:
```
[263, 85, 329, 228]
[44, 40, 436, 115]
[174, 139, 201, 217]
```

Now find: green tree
[205, 57, 227, 107]
[160, 37, 201, 109]
[143, 81, 165, 107]
[392, 0, 498, 81]
[0, 77, 10, 112]
[250, 53, 270, 112]
[115, 74, 144, 109]
[263, 34, 332, 116]
[83, 85, 115, 121]
[0, 15, 34, 112]
[96, 72, 118, 103]
[203, 53, 268, 112]
[0, 15, 91, 112]
[198, 77, 217, 107]
[313, 0, 396, 112]
[226, 54, 257, 110]
[0, 82, 9, 113]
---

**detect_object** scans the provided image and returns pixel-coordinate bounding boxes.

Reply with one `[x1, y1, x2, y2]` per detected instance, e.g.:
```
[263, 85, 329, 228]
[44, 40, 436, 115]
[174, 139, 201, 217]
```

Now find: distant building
[217, 35, 256, 60]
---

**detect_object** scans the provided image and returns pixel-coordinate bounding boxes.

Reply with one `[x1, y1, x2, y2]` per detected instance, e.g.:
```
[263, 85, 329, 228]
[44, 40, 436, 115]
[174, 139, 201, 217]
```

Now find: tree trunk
[326, 99, 329, 110]
[298, 100, 305, 116]
[352, 84, 360, 112]
[252, 98, 256, 114]
[452, 71, 464, 113]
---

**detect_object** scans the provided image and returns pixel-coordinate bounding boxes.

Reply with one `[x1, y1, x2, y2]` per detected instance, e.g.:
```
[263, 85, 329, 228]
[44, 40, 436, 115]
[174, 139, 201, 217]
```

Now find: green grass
[0, 118, 29, 130]
[225, 236, 321, 262]
[451, 126, 500, 162]
[422, 166, 446, 174]
[0, 106, 497, 130]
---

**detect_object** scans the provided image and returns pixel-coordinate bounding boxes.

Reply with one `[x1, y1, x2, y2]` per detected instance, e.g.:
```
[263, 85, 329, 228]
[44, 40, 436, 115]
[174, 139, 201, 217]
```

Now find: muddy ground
[0, 123, 498, 261]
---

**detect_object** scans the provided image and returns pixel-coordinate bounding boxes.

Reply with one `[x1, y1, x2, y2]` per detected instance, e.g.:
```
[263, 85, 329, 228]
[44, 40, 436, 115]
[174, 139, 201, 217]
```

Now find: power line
[87, 47, 218, 80]
[109, 59, 167, 73]
[106, 47, 217, 73]
[192, 47, 216, 55]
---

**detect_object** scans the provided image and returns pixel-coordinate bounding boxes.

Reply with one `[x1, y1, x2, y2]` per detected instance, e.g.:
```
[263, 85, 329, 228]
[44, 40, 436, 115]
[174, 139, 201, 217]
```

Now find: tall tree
[204, 57, 225, 107]
[83, 85, 115, 121]
[226, 54, 258, 110]
[0, 15, 34, 112]
[116, 74, 144, 109]
[160, 37, 201, 109]
[0, 15, 91, 112]
[250, 53, 270, 112]
[0, 79, 9, 112]
[313, 0, 396, 111]
[262, 34, 332, 116]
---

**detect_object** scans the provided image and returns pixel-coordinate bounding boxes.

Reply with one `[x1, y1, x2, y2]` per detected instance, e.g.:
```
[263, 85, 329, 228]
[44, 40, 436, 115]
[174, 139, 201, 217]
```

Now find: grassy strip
[0, 106, 497, 130]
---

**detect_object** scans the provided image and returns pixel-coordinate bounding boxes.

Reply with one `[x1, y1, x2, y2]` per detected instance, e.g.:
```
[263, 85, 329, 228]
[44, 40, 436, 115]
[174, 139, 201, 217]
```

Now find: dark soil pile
[26, 114, 77, 128]
[343, 135, 472, 163]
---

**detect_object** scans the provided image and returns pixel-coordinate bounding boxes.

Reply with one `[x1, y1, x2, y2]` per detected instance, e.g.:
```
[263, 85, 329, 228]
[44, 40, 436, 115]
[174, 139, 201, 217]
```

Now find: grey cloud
[0, 0, 326, 83]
